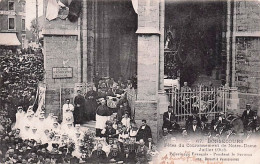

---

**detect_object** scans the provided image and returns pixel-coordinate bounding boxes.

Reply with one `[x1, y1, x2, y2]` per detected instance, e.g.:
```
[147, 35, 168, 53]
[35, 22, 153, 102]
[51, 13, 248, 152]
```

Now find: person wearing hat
[64, 123, 75, 139]
[40, 129, 51, 144]
[51, 121, 61, 135]
[30, 127, 40, 142]
[62, 99, 74, 125]
[13, 106, 25, 130]
[20, 124, 31, 140]
[36, 116, 46, 138]
[73, 90, 85, 124]
[242, 104, 255, 129]
[96, 99, 112, 137]
[85, 85, 98, 121]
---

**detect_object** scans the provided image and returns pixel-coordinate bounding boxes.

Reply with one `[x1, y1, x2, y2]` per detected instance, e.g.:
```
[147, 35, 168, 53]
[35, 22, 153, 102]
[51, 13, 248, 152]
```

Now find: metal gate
[167, 86, 228, 122]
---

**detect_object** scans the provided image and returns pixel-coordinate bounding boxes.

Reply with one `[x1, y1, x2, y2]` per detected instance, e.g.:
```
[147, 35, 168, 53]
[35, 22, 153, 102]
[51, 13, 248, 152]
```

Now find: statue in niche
[164, 26, 175, 50]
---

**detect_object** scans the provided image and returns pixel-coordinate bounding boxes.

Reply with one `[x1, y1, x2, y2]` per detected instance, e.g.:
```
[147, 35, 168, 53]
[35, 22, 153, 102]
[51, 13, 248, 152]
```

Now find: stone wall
[235, 1, 260, 115]
[43, 1, 79, 117]
[43, 34, 79, 116]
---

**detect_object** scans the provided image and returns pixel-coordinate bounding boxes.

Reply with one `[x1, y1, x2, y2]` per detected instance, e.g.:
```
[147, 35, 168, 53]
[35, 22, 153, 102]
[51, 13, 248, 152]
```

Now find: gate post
[199, 85, 202, 118]
[227, 87, 240, 114]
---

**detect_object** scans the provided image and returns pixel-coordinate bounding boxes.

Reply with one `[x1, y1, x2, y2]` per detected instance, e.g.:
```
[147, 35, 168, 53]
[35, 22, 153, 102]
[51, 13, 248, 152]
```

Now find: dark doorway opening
[165, 1, 226, 87]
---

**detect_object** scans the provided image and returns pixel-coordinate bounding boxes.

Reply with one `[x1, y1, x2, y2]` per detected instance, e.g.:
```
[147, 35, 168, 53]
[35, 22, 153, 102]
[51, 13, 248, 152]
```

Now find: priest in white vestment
[62, 99, 74, 124]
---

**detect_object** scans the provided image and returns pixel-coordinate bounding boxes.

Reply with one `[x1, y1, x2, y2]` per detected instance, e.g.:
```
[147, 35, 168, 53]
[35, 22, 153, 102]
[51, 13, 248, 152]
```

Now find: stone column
[135, 0, 160, 143]
[82, 0, 88, 83]
[158, 0, 168, 137]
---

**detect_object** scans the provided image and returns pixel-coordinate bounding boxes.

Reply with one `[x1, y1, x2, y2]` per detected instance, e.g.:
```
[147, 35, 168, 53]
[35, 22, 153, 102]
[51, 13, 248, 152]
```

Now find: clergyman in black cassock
[73, 90, 85, 124]
[85, 87, 97, 121]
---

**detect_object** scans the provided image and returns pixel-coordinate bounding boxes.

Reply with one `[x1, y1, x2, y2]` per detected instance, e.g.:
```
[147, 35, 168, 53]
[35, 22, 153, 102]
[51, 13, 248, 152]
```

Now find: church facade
[42, 0, 260, 142]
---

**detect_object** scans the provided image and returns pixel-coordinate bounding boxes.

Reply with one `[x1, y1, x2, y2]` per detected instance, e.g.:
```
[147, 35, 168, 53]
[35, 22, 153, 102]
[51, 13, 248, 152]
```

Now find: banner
[35, 85, 46, 115]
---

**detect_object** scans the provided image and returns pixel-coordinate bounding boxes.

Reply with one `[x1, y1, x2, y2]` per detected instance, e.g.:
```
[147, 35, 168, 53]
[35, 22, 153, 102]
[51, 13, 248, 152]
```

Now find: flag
[46, 0, 60, 21]
[131, 0, 138, 14]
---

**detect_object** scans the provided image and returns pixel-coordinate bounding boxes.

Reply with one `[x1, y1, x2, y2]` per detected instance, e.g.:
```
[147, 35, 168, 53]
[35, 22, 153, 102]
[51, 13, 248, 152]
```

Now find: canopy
[0, 33, 21, 46]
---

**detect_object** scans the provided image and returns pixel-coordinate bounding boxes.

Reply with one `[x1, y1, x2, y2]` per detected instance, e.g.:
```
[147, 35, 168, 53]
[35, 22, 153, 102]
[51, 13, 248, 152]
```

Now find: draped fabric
[35, 85, 46, 116]
[119, 33, 137, 80]
[131, 0, 138, 14]
[46, 0, 59, 21]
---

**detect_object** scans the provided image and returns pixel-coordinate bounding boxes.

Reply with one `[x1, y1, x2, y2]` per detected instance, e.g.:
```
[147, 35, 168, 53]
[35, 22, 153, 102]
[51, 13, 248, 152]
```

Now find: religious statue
[164, 26, 175, 50]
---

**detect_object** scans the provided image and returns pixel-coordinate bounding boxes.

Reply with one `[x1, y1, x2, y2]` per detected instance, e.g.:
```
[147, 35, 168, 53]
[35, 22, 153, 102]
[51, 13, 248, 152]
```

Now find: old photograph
[0, 0, 260, 163]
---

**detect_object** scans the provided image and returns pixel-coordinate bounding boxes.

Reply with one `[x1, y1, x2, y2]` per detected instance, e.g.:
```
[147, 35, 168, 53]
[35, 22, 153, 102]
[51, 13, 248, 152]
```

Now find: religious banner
[35, 85, 46, 115]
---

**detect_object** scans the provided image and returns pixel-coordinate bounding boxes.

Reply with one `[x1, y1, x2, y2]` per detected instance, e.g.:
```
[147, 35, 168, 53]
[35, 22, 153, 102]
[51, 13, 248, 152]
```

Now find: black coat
[136, 125, 152, 143]
[73, 94, 85, 123]
[108, 151, 123, 162]
[91, 150, 107, 163]
[122, 153, 136, 164]
[242, 110, 254, 121]
[103, 127, 117, 143]
[162, 112, 176, 129]
[186, 125, 202, 136]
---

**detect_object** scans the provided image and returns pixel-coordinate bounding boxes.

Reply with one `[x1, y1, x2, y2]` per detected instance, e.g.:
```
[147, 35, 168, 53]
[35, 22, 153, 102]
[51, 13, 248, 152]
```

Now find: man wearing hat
[242, 104, 255, 129]
[74, 90, 85, 124]
[96, 99, 112, 137]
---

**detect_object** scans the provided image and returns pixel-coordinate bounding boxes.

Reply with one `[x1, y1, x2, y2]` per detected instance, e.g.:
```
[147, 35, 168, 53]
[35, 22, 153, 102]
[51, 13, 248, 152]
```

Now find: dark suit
[85, 90, 98, 121]
[136, 145, 149, 164]
[103, 127, 117, 143]
[91, 150, 107, 163]
[108, 151, 123, 162]
[162, 112, 176, 130]
[74, 94, 85, 124]
[136, 125, 152, 144]
[187, 125, 202, 136]
[200, 124, 210, 135]
[122, 153, 136, 164]
[242, 109, 254, 126]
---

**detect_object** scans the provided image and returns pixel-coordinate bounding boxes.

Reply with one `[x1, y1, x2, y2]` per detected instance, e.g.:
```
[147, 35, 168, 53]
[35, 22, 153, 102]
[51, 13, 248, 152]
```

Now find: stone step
[81, 121, 96, 131]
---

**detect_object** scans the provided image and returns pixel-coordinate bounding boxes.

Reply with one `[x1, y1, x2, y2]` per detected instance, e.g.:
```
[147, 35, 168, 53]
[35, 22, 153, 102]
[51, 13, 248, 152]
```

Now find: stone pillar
[135, 0, 160, 143]
[82, 0, 88, 83]
[87, 0, 95, 82]
[42, 1, 80, 117]
[158, 0, 168, 137]
[226, 87, 240, 114]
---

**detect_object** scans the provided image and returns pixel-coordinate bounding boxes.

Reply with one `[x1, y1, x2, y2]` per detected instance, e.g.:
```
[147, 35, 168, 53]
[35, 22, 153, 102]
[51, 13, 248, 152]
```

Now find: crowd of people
[0, 50, 157, 163]
[1, 48, 260, 163]
[162, 104, 259, 140]
[0, 49, 44, 122]
[71, 75, 137, 124]
[0, 84, 157, 164]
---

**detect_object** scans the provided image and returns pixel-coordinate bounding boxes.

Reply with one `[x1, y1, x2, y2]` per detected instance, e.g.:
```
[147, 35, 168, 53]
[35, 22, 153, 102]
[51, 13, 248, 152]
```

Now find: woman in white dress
[62, 99, 74, 124]
[121, 112, 131, 131]
[13, 106, 25, 130]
